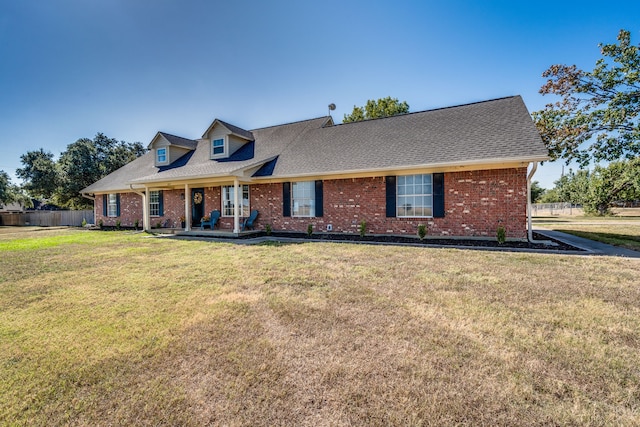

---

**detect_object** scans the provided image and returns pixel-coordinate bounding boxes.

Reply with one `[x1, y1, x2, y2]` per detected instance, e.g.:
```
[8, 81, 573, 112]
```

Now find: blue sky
[1, 0, 638, 189]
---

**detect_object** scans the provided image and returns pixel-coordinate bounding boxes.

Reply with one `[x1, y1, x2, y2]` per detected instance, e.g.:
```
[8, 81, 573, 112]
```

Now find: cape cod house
[81, 96, 549, 239]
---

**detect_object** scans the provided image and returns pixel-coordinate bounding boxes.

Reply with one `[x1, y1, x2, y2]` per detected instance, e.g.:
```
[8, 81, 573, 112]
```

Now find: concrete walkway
[534, 229, 640, 258]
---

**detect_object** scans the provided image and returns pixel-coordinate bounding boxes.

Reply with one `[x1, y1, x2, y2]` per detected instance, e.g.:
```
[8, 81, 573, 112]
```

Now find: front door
[191, 188, 205, 226]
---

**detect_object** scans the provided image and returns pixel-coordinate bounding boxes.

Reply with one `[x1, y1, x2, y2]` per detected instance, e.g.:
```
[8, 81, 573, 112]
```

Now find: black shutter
[386, 176, 396, 217]
[158, 190, 164, 216]
[433, 173, 445, 218]
[116, 193, 121, 217]
[315, 180, 323, 217]
[282, 182, 291, 217]
[102, 194, 107, 216]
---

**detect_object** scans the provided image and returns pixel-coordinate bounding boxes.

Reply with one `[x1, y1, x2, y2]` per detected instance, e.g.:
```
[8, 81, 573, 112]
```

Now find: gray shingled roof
[160, 132, 198, 150]
[81, 96, 548, 193]
[216, 120, 254, 141]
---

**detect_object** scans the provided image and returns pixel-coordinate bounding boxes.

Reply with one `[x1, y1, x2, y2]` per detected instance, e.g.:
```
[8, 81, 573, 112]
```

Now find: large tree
[16, 149, 58, 199]
[56, 133, 145, 208]
[0, 171, 14, 205]
[0, 171, 32, 208]
[532, 29, 640, 166]
[343, 96, 410, 123]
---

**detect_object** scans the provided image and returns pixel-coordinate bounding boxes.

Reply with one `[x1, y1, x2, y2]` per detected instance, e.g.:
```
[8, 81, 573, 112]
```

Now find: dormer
[201, 119, 254, 160]
[149, 132, 198, 167]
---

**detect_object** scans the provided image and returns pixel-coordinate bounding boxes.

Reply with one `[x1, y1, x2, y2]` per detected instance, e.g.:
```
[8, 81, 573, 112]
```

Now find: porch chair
[241, 210, 259, 231]
[200, 210, 220, 230]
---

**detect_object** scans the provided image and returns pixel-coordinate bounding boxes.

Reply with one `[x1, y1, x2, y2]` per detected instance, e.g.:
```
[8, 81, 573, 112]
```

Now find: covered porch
[132, 174, 256, 234]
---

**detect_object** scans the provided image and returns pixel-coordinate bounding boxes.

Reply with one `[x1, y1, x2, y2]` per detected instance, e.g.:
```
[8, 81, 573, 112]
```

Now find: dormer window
[157, 148, 167, 164]
[212, 138, 224, 156]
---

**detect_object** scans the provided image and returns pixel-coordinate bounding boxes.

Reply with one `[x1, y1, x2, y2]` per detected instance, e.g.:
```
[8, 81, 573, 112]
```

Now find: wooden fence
[0, 210, 94, 227]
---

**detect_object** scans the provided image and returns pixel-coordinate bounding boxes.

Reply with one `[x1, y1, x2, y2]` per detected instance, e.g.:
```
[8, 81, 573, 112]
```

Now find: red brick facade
[95, 167, 528, 239]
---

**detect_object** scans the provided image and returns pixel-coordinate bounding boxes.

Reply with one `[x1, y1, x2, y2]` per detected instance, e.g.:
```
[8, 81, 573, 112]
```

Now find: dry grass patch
[1, 229, 639, 425]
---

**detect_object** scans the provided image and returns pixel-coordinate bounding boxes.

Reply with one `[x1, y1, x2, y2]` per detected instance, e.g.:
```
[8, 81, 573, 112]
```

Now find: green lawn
[1, 229, 640, 426]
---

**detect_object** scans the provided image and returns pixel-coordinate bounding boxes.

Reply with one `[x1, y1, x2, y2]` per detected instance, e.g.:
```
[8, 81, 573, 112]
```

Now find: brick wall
[94, 167, 528, 238]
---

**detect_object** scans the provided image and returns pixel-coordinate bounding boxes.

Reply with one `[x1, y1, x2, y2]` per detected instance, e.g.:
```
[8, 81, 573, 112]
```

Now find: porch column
[184, 183, 191, 231]
[233, 177, 240, 233]
[143, 186, 150, 231]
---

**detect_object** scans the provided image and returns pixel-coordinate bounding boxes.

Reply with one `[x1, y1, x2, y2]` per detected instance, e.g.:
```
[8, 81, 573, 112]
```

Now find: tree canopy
[17, 133, 145, 209]
[343, 96, 410, 123]
[532, 29, 640, 167]
[16, 149, 58, 199]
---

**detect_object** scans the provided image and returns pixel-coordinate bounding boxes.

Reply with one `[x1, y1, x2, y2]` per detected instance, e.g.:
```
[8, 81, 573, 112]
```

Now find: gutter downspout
[527, 162, 554, 245]
[527, 162, 537, 242]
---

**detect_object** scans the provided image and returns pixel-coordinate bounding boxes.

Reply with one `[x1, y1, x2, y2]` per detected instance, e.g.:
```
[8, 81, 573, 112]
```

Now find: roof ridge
[250, 116, 331, 132]
[159, 131, 196, 142]
[332, 95, 520, 127]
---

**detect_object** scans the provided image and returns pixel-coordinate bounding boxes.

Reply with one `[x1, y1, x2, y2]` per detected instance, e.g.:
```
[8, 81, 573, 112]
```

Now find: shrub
[81, 218, 87, 227]
[98, 219, 103, 229]
[417, 224, 427, 240]
[307, 224, 313, 237]
[155, 222, 162, 229]
[265, 224, 272, 236]
[359, 219, 367, 237]
[496, 226, 506, 244]
[115, 220, 121, 230]
[134, 219, 139, 230]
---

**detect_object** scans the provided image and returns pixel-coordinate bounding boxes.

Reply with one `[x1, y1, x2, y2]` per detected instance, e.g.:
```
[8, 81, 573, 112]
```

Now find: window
[397, 174, 433, 217]
[222, 185, 249, 217]
[157, 148, 167, 163]
[212, 138, 224, 156]
[292, 181, 315, 217]
[107, 193, 118, 217]
[150, 191, 160, 216]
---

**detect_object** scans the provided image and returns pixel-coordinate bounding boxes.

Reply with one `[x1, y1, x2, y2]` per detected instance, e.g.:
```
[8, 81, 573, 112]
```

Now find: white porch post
[233, 177, 240, 233]
[184, 184, 191, 231]
[143, 186, 150, 231]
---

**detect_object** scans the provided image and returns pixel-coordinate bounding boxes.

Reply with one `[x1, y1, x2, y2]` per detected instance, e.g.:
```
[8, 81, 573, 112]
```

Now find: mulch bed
[249, 231, 584, 251]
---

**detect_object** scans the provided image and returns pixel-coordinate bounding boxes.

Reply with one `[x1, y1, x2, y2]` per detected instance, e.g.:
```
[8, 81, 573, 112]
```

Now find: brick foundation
[94, 167, 528, 238]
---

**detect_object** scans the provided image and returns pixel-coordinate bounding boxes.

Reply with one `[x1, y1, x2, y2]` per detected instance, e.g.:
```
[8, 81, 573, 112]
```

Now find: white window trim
[291, 181, 315, 217]
[221, 185, 250, 217]
[156, 147, 169, 165]
[149, 190, 160, 217]
[396, 174, 433, 218]
[210, 136, 227, 159]
[107, 194, 118, 218]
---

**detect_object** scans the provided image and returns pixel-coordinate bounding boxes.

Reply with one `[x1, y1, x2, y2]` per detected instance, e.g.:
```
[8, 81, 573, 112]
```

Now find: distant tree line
[0, 133, 145, 210]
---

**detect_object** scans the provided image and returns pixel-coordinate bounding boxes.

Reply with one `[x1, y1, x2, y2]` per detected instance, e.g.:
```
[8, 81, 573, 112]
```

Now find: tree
[530, 180, 546, 203]
[532, 29, 640, 167]
[56, 133, 145, 208]
[541, 160, 640, 215]
[16, 149, 58, 199]
[0, 171, 32, 208]
[343, 96, 410, 123]
[584, 158, 640, 215]
[0, 171, 14, 205]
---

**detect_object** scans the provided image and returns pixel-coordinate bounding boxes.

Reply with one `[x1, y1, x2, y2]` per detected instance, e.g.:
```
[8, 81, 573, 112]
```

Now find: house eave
[255, 155, 550, 182]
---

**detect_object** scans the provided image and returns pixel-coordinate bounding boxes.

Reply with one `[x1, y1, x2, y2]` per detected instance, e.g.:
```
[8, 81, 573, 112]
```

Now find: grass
[1, 229, 640, 425]
[533, 218, 640, 251]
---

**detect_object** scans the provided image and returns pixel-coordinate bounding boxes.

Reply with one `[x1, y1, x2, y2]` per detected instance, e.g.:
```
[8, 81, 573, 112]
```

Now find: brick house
[81, 96, 549, 239]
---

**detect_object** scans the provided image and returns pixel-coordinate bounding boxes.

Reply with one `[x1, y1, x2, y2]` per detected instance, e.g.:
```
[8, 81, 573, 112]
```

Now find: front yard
[1, 229, 639, 426]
